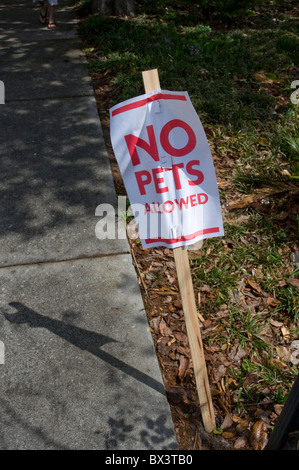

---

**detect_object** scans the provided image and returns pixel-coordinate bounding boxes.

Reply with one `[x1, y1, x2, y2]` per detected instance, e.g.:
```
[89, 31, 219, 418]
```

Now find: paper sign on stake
[110, 89, 224, 249]
[110, 69, 217, 434]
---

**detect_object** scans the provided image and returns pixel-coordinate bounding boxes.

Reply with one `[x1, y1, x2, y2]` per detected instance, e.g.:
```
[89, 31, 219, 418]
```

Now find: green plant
[78, 0, 299, 421]
[229, 309, 268, 350]
[199, 0, 257, 20]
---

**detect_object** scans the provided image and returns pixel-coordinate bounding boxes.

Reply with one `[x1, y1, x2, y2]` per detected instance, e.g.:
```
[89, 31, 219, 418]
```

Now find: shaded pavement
[0, 0, 177, 449]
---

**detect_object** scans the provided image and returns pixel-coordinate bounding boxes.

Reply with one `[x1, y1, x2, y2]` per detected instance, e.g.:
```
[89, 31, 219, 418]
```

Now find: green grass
[193, 217, 297, 316]
[78, 3, 297, 116]
[192, 214, 298, 407]
[78, 0, 298, 180]
[77, 0, 299, 415]
[192, 216, 298, 408]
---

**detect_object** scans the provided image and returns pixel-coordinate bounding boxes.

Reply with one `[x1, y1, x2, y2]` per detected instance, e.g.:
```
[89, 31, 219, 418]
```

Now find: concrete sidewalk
[0, 0, 177, 449]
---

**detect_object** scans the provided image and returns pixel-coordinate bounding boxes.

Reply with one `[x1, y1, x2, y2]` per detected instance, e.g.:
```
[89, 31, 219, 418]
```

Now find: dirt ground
[89, 70, 298, 451]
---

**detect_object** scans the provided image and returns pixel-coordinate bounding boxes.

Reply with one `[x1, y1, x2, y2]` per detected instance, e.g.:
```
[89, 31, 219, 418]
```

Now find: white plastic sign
[110, 89, 224, 249]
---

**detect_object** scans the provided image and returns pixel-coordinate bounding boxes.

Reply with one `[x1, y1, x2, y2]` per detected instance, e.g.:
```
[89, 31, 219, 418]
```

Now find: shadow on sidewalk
[3, 302, 165, 396]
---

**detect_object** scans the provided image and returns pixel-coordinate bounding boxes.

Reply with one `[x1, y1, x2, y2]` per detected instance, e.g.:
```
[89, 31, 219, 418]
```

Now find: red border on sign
[111, 93, 187, 117]
[145, 227, 220, 245]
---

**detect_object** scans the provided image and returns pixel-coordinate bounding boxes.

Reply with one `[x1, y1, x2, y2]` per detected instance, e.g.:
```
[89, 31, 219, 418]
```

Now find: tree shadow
[0, 0, 118, 250]
[0, 396, 70, 450]
[105, 413, 178, 450]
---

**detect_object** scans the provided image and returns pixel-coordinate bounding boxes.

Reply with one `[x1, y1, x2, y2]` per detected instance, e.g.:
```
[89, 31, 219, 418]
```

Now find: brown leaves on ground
[128, 236, 298, 450]
[250, 420, 269, 450]
[218, 415, 270, 450]
[95, 87, 298, 448]
[86, 40, 298, 451]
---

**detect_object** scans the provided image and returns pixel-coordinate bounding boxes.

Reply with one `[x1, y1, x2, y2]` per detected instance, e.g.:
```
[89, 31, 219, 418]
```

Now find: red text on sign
[160, 119, 196, 157]
[125, 125, 159, 167]
[125, 119, 197, 167]
[144, 193, 209, 214]
[135, 160, 204, 195]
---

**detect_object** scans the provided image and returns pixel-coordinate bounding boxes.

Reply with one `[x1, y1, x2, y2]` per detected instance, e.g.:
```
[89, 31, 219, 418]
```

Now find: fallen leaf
[232, 416, 243, 423]
[275, 345, 291, 362]
[168, 304, 177, 313]
[168, 350, 176, 360]
[221, 414, 233, 430]
[286, 278, 299, 289]
[267, 297, 281, 307]
[173, 299, 182, 308]
[166, 274, 176, 284]
[246, 278, 262, 293]
[145, 272, 156, 281]
[150, 316, 161, 334]
[177, 345, 191, 358]
[243, 373, 259, 388]
[178, 355, 189, 380]
[151, 261, 164, 267]
[200, 284, 211, 293]
[250, 421, 268, 450]
[214, 364, 226, 382]
[236, 418, 250, 433]
[159, 320, 172, 337]
[222, 432, 235, 439]
[173, 331, 188, 343]
[234, 436, 248, 449]
[271, 358, 288, 369]
[157, 336, 171, 356]
[228, 346, 247, 363]
[270, 319, 284, 328]
[281, 325, 291, 340]
[274, 404, 283, 416]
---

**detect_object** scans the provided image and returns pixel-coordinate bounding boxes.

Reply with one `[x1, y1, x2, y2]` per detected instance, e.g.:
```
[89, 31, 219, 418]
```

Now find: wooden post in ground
[142, 68, 216, 433]
[172, 246, 216, 433]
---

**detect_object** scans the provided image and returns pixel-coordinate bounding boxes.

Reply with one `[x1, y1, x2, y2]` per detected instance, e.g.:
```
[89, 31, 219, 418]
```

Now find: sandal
[47, 22, 56, 29]
[39, 7, 47, 24]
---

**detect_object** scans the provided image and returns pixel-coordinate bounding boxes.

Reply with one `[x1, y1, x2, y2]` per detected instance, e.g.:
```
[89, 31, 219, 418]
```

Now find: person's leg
[47, 1, 58, 28]
[48, 5, 55, 28]
[39, 1, 47, 24]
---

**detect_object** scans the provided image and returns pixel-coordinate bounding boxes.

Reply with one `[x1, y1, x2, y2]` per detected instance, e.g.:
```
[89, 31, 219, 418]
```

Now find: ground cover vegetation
[76, 0, 298, 450]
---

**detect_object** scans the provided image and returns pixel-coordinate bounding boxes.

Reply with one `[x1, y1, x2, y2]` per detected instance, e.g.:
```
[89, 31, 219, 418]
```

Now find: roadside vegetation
[76, 0, 298, 450]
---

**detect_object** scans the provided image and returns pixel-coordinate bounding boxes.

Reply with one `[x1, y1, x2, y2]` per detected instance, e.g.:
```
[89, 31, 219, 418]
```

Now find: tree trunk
[91, 0, 136, 16]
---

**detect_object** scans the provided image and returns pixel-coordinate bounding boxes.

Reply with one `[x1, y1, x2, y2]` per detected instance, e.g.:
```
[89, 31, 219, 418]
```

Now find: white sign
[0, 81, 4, 104]
[110, 89, 224, 249]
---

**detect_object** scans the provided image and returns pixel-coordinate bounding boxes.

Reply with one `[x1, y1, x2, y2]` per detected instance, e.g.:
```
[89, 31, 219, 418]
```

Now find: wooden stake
[142, 69, 216, 433]
[142, 69, 161, 93]
[173, 247, 215, 433]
